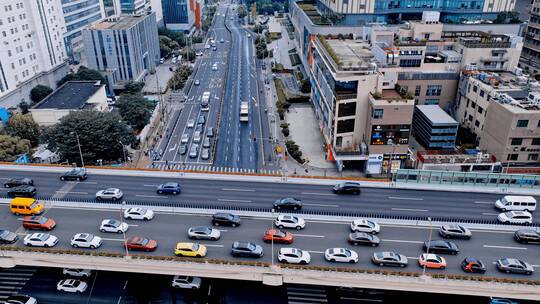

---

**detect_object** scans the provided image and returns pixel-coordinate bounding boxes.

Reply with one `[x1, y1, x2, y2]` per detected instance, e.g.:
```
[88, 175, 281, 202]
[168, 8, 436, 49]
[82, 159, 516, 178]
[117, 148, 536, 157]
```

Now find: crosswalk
[286, 285, 328, 304]
[149, 163, 281, 175]
[0, 267, 36, 303]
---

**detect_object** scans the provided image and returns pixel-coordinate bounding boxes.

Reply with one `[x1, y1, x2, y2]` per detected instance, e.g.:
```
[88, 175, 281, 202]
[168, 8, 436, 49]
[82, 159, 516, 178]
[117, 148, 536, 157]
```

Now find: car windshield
[36, 217, 48, 224]
[108, 220, 120, 226]
[138, 238, 149, 245]
[0, 230, 8, 238]
[72, 280, 80, 287]
[191, 244, 200, 251]
[275, 231, 286, 237]
[38, 234, 48, 241]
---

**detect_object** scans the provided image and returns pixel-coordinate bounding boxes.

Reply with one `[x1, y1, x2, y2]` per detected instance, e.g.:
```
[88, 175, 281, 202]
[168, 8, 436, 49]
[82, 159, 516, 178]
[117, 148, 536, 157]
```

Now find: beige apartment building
[519, 0, 540, 77]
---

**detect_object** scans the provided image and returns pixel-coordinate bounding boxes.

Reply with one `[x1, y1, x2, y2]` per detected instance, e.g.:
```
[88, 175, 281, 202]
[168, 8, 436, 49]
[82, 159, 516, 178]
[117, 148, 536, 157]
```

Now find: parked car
[348, 232, 380, 247]
[275, 215, 305, 230]
[23, 233, 58, 247]
[60, 168, 87, 181]
[350, 219, 380, 234]
[57, 279, 87, 293]
[125, 236, 158, 252]
[496, 258, 534, 275]
[7, 186, 36, 198]
[263, 229, 293, 244]
[439, 224, 472, 239]
[70, 233, 102, 249]
[423, 240, 459, 255]
[172, 276, 202, 289]
[371, 251, 408, 268]
[201, 148, 210, 160]
[273, 198, 302, 210]
[157, 182, 181, 194]
[62, 269, 92, 278]
[212, 213, 241, 227]
[418, 253, 446, 269]
[231, 241, 263, 258]
[188, 226, 221, 240]
[324, 248, 358, 263]
[123, 208, 154, 220]
[5, 295, 36, 304]
[514, 229, 540, 244]
[95, 188, 123, 201]
[0, 229, 19, 244]
[461, 257, 486, 274]
[332, 182, 361, 195]
[497, 211, 533, 225]
[174, 242, 207, 257]
[100, 219, 128, 233]
[278, 248, 310, 264]
[3, 178, 33, 188]
[22, 216, 56, 231]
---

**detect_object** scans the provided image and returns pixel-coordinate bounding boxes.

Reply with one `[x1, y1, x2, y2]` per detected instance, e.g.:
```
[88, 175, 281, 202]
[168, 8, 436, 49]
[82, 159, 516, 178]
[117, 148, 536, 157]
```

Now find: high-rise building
[161, 0, 202, 32]
[120, 0, 148, 14]
[82, 12, 160, 91]
[0, 0, 69, 108]
[61, 0, 106, 63]
[519, 0, 540, 76]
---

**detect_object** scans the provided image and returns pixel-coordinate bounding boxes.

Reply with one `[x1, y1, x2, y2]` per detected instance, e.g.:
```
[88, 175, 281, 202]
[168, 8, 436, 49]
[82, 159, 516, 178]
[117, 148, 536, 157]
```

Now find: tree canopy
[57, 66, 106, 87]
[123, 81, 145, 95]
[168, 65, 193, 91]
[0, 135, 30, 162]
[116, 94, 156, 131]
[5, 114, 41, 147]
[30, 85, 53, 104]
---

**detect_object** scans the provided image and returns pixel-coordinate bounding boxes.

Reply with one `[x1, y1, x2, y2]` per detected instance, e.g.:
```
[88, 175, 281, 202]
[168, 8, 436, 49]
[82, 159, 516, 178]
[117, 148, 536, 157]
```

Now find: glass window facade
[162, 0, 189, 25]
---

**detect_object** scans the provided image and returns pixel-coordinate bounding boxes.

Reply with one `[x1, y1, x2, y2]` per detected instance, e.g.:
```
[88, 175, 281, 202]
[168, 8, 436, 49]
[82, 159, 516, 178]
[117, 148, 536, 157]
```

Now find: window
[471, 102, 476, 109]
[478, 107, 483, 114]
[533, 138, 540, 145]
[517, 120, 529, 128]
[507, 154, 518, 161]
[424, 99, 439, 105]
[337, 119, 355, 134]
[529, 154, 539, 161]
[479, 90, 485, 97]
[426, 85, 442, 96]
[537, 120, 540, 128]
[474, 120, 480, 127]
[338, 102, 356, 117]
[414, 85, 421, 96]
[468, 115, 473, 122]
[371, 108, 384, 119]
[511, 138, 523, 145]
[473, 85, 478, 93]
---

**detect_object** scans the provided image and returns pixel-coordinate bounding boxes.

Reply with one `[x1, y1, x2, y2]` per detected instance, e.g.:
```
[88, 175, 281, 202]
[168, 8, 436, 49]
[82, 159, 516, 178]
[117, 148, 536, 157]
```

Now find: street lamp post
[120, 201, 130, 258]
[118, 140, 127, 165]
[422, 217, 433, 277]
[71, 131, 85, 168]
[271, 208, 275, 267]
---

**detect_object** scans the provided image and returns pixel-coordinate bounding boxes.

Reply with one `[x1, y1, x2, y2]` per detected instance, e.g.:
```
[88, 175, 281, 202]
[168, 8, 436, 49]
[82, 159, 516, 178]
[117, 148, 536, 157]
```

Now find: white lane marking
[303, 203, 339, 208]
[127, 224, 139, 227]
[301, 192, 334, 196]
[406, 256, 419, 260]
[481, 213, 499, 216]
[143, 185, 159, 187]
[203, 244, 224, 248]
[0, 178, 8, 180]
[68, 181, 97, 185]
[474, 201, 493, 204]
[216, 229, 228, 232]
[307, 251, 325, 254]
[217, 199, 252, 203]
[391, 208, 429, 212]
[221, 188, 255, 192]
[135, 195, 168, 199]
[55, 191, 88, 195]
[382, 239, 424, 244]
[101, 238, 125, 242]
[532, 265, 540, 268]
[292, 234, 325, 238]
[483, 245, 527, 250]
[388, 196, 424, 201]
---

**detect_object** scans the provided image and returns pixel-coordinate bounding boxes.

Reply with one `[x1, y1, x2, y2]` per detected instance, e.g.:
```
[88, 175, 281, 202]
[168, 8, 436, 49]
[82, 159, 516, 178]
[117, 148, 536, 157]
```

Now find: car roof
[280, 247, 298, 254]
[191, 226, 210, 232]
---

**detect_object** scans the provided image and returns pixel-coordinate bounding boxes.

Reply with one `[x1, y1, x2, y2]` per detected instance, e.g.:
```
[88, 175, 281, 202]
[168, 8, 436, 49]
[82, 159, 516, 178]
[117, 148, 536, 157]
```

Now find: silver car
[181, 133, 190, 144]
[95, 188, 123, 201]
[189, 144, 199, 158]
[439, 224, 471, 239]
[187, 119, 195, 128]
[201, 148, 210, 160]
[496, 258, 534, 275]
[203, 137, 211, 148]
[193, 131, 202, 143]
[188, 226, 221, 241]
[371, 251, 408, 267]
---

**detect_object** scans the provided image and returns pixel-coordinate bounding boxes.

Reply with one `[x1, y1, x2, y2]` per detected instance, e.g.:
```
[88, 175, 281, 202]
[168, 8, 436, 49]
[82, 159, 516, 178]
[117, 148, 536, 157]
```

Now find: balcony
[335, 91, 357, 101]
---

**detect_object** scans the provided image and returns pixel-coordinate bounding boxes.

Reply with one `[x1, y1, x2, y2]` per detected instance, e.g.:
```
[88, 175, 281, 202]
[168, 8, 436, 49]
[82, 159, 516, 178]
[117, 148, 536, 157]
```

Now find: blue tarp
[0, 107, 9, 124]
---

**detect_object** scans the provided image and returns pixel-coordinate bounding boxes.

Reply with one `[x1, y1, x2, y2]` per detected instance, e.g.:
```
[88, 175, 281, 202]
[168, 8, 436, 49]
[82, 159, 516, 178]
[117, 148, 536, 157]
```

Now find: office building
[161, 0, 202, 32]
[82, 12, 160, 91]
[519, 0, 540, 77]
[0, 0, 69, 108]
[120, 0, 148, 14]
[412, 105, 458, 150]
[62, 0, 106, 62]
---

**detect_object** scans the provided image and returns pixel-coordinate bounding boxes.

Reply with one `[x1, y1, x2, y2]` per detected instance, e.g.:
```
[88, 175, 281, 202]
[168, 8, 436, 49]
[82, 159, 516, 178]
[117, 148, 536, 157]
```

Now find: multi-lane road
[1, 169, 539, 223]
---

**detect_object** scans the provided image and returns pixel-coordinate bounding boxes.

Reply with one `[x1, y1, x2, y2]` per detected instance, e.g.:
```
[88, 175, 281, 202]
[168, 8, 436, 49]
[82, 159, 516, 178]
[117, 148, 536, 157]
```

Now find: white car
[194, 79, 200, 85]
[100, 219, 129, 233]
[181, 133, 190, 143]
[212, 64, 218, 71]
[278, 248, 311, 264]
[324, 248, 358, 263]
[275, 215, 305, 230]
[497, 211, 533, 225]
[57, 279, 87, 293]
[124, 208, 154, 220]
[71, 233, 103, 249]
[63, 268, 92, 278]
[187, 119, 195, 128]
[188, 226, 221, 240]
[95, 188, 123, 201]
[193, 131, 202, 143]
[5, 295, 37, 304]
[350, 219, 380, 234]
[172, 275, 202, 289]
[23, 233, 58, 247]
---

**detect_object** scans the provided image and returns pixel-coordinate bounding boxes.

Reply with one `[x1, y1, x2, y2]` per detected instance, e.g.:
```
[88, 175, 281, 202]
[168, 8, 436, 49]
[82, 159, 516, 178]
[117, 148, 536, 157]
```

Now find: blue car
[490, 298, 519, 304]
[156, 182, 181, 195]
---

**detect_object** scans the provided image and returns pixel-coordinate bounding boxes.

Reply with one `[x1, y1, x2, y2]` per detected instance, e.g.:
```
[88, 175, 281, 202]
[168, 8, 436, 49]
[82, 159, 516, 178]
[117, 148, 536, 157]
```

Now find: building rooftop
[90, 13, 152, 30]
[415, 105, 458, 125]
[34, 81, 104, 110]
[417, 151, 496, 164]
[318, 37, 376, 71]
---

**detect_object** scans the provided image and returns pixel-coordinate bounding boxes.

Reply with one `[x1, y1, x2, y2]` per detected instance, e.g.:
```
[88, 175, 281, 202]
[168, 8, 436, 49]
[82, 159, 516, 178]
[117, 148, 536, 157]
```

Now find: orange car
[263, 229, 293, 244]
[125, 236, 158, 252]
[418, 253, 447, 269]
[22, 216, 56, 231]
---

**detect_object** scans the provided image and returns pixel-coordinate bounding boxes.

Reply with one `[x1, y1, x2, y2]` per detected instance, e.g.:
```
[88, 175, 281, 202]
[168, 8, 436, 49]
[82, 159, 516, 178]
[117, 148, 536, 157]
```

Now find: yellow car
[174, 242, 207, 258]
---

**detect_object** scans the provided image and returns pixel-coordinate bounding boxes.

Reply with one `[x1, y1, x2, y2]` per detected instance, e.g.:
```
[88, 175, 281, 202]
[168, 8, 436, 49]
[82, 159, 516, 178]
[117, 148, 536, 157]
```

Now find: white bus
[240, 101, 249, 122]
[201, 91, 210, 111]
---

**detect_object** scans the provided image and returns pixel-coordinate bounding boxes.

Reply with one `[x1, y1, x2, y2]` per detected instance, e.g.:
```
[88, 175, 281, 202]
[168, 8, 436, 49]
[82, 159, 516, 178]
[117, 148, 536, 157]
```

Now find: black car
[273, 198, 302, 210]
[514, 229, 540, 244]
[332, 182, 361, 195]
[179, 145, 187, 155]
[348, 232, 380, 247]
[231, 241, 263, 258]
[212, 213, 241, 227]
[197, 115, 206, 125]
[423, 240, 459, 255]
[6, 295, 36, 304]
[206, 127, 214, 137]
[7, 185, 36, 198]
[60, 168, 87, 181]
[3, 177, 33, 188]
[0, 229, 19, 244]
[461, 257, 486, 274]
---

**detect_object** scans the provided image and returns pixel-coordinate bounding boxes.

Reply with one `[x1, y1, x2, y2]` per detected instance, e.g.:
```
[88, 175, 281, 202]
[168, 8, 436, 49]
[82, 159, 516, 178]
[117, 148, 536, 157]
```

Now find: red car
[22, 216, 56, 231]
[263, 229, 293, 244]
[125, 236, 158, 252]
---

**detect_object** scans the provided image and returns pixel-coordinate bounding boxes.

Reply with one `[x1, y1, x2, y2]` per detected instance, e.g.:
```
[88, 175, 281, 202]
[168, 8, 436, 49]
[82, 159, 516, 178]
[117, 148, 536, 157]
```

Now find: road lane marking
[68, 181, 97, 185]
[221, 188, 255, 192]
[301, 192, 334, 196]
[292, 234, 325, 238]
[483, 245, 527, 250]
[101, 238, 125, 242]
[391, 208, 429, 212]
[307, 251, 325, 254]
[474, 201, 493, 204]
[203, 244, 224, 248]
[135, 195, 168, 199]
[127, 224, 139, 227]
[382, 239, 423, 244]
[388, 196, 423, 201]
[217, 199, 252, 203]
[481, 213, 499, 216]
[55, 191, 88, 195]
[143, 184, 160, 187]
[303, 203, 339, 208]
[406, 256, 419, 260]
[532, 265, 540, 267]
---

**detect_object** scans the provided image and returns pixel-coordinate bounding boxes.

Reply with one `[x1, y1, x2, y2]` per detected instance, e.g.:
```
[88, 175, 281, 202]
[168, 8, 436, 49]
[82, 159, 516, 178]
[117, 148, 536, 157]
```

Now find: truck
[201, 91, 210, 112]
[240, 101, 249, 122]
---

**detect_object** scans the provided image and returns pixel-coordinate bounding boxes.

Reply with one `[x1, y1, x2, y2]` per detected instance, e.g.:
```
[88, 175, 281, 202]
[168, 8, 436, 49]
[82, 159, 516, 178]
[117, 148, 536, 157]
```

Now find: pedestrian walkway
[148, 163, 282, 175]
[285, 284, 328, 304]
[0, 267, 36, 303]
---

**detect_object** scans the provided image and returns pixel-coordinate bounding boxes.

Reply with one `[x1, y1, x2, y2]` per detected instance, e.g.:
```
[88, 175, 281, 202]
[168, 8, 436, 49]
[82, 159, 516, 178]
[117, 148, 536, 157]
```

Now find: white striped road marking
[532, 265, 540, 267]
[388, 196, 423, 201]
[216, 229, 228, 232]
[55, 191, 88, 195]
[135, 195, 168, 199]
[221, 188, 255, 192]
[406, 256, 419, 260]
[68, 181, 97, 185]
[143, 185, 159, 187]
[101, 238, 125, 242]
[474, 201, 493, 204]
[301, 192, 334, 196]
[391, 208, 429, 212]
[303, 203, 339, 208]
[292, 234, 325, 238]
[307, 251, 325, 254]
[217, 199, 252, 203]
[483, 245, 527, 250]
[127, 224, 139, 227]
[202, 244, 224, 247]
[482, 213, 499, 216]
[382, 239, 424, 244]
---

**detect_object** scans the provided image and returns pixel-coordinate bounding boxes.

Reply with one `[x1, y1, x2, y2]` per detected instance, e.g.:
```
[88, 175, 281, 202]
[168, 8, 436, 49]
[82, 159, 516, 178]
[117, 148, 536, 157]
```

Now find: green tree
[158, 27, 186, 47]
[123, 81, 145, 94]
[5, 114, 41, 147]
[41, 111, 136, 165]
[181, 48, 196, 62]
[19, 102, 30, 114]
[30, 85, 53, 104]
[0, 135, 31, 162]
[168, 65, 193, 90]
[57, 67, 106, 87]
[159, 35, 180, 57]
[116, 94, 156, 130]
[238, 5, 247, 18]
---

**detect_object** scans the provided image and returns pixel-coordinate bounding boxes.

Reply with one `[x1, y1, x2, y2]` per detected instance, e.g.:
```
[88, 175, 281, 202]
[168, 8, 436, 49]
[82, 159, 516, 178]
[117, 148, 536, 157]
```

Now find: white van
[495, 195, 536, 212]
